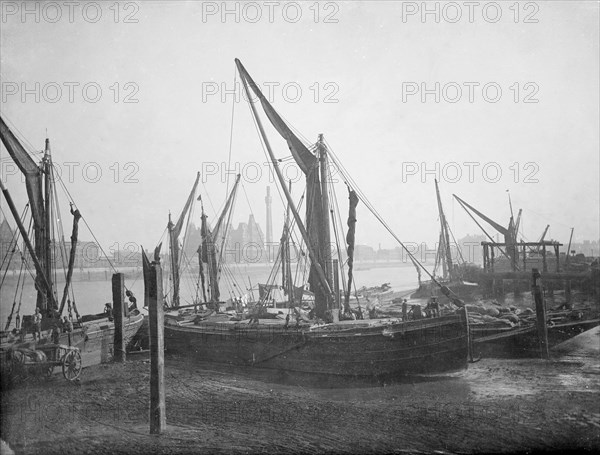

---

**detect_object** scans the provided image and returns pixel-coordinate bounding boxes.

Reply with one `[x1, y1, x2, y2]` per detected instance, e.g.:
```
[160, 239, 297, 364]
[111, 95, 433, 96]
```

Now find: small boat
[0, 116, 144, 370]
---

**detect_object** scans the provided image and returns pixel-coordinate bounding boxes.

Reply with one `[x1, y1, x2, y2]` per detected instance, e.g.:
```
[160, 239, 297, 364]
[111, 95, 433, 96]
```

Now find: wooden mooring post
[112, 273, 125, 363]
[147, 258, 165, 434]
[532, 268, 549, 360]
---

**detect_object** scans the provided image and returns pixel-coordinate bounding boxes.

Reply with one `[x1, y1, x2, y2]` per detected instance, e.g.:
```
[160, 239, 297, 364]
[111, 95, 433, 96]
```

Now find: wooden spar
[0, 177, 54, 302]
[565, 228, 574, 266]
[454, 195, 516, 267]
[112, 273, 125, 363]
[235, 59, 333, 298]
[435, 179, 453, 280]
[148, 257, 165, 434]
[532, 268, 549, 360]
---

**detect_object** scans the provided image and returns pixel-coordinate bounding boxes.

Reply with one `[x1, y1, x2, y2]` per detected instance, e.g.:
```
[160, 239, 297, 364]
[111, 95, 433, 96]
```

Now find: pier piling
[112, 273, 125, 363]
[147, 259, 165, 434]
[532, 268, 549, 360]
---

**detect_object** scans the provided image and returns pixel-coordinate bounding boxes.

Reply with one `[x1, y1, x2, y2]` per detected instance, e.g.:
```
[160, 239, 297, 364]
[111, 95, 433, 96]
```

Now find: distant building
[226, 214, 266, 263]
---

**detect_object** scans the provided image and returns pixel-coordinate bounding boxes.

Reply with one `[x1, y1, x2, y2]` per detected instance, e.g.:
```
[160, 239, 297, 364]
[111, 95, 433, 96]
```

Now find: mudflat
[1, 329, 599, 454]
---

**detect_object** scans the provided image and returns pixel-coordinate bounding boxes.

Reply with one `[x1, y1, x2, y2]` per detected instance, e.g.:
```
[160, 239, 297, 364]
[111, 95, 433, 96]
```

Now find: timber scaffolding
[479, 240, 591, 298]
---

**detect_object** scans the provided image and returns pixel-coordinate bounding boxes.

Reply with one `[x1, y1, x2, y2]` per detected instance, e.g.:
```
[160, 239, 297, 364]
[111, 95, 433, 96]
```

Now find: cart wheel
[62, 350, 82, 381]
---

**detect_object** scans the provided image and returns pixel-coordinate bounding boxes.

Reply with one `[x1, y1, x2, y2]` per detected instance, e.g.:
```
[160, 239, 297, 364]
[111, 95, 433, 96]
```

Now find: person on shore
[33, 308, 42, 341]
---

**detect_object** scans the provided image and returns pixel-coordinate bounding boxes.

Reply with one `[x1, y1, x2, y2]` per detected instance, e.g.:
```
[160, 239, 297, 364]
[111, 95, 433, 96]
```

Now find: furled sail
[58, 204, 82, 316]
[344, 188, 359, 312]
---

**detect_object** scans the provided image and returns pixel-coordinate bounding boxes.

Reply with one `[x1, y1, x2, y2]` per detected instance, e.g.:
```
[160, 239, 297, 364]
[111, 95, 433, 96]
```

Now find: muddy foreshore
[1, 329, 599, 455]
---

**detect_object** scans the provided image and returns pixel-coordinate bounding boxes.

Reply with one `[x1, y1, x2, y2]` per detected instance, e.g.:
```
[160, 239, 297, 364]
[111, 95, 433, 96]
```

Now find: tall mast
[283, 180, 293, 305]
[235, 59, 333, 309]
[318, 134, 333, 300]
[435, 179, 453, 280]
[42, 138, 54, 311]
[167, 212, 179, 307]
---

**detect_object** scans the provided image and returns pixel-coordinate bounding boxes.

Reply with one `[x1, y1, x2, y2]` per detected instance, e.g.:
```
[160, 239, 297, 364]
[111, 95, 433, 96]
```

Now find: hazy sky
[1, 1, 598, 256]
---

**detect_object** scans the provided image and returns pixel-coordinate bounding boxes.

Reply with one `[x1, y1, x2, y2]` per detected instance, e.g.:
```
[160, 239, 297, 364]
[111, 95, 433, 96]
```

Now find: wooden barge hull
[471, 318, 600, 358]
[165, 313, 469, 378]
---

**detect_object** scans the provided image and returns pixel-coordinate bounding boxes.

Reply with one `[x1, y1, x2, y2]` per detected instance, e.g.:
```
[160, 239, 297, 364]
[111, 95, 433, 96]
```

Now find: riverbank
[1, 329, 599, 454]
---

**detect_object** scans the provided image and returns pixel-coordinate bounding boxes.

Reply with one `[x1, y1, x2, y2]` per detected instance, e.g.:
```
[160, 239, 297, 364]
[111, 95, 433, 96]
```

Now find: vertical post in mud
[112, 273, 125, 363]
[532, 268, 549, 360]
[148, 260, 165, 434]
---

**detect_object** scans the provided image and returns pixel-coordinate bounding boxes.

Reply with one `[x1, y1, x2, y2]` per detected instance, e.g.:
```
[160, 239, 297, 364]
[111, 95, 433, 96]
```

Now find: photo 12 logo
[201, 1, 340, 24]
[201, 81, 340, 104]
[400, 1, 540, 24]
[200, 161, 340, 185]
[401, 161, 540, 184]
[1, 82, 140, 104]
[1, 1, 140, 24]
[1, 160, 140, 185]
[401, 82, 539, 104]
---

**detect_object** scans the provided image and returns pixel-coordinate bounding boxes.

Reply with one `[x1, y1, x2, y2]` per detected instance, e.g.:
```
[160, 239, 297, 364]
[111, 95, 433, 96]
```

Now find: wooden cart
[8, 344, 82, 382]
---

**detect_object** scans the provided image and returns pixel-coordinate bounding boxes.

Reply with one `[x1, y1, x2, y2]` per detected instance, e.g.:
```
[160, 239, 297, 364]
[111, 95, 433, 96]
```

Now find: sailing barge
[163, 59, 470, 378]
[0, 116, 143, 369]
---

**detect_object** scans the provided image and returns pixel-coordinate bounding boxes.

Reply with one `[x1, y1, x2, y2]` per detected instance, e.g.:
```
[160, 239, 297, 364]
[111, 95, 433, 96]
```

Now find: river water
[0, 261, 420, 329]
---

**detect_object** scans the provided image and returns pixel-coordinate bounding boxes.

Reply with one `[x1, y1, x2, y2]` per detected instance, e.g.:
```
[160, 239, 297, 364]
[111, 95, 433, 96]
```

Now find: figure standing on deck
[33, 307, 42, 341]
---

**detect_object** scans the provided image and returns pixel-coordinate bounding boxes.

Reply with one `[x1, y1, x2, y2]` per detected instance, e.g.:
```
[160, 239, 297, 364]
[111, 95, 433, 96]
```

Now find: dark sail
[200, 212, 219, 302]
[236, 59, 331, 319]
[344, 188, 359, 312]
[168, 173, 200, 307]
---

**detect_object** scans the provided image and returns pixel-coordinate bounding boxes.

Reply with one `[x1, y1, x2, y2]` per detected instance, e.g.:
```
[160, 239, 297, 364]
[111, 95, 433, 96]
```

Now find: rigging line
[201, 181, 218, 219]
[0, 111, 41, 156]
[0, 203, 28, 276]
[52, 168, 124, 279]
[51, 163, 73, 296]
[239, 180, 267, 249]
[15, 262, 28, 318]
[448, 224, 465, 264]
[6, 255, 25, 329]
[329, 173, 348, 294]
[225, 67, 237, 199]
[454, 196, 515, 266]
[240, 92, 297, 227]
[326, 145, 440, 284]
